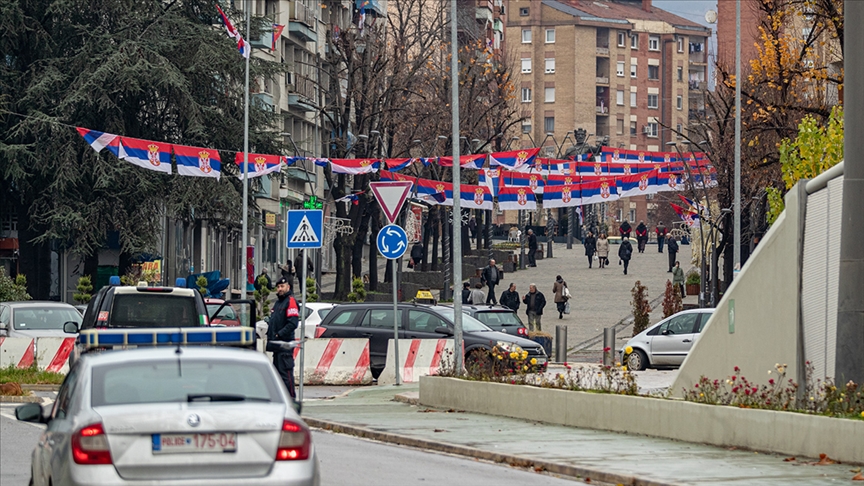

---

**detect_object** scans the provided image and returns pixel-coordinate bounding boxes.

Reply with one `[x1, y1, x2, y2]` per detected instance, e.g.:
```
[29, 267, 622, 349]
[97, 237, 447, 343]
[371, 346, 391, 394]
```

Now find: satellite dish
[705, 10, 718, 24]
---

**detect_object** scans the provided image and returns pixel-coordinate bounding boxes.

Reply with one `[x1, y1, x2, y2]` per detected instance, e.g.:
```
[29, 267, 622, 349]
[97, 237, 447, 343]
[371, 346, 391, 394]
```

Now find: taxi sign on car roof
[415, 289, 436, 304]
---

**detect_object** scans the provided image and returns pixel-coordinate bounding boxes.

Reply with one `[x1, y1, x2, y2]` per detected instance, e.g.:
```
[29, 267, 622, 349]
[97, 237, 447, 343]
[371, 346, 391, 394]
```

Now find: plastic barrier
[287, 338, 372, 385]
[0, 337, 35, 369]
[35, 337, 77, 374]
[377, 339, 454, 385]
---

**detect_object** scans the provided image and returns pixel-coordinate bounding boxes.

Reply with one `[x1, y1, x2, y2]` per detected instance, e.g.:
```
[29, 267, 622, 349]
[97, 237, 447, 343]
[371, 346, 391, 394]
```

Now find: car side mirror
[15, 403, 47, 423]
[63, 321, 79, 334]
[661, 329, 671, 335]
[434, 327, 454, 336]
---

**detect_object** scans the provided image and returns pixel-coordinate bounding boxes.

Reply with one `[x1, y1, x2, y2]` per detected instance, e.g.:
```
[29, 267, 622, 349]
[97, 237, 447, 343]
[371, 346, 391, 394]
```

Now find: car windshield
[12, 307, 81, 331]
[111, 294, 200, 328]
[91, 359, 280, 406]
[474, 311, 524, 327]
[435, 309, 492, 332]
[206, 304, 236, 320]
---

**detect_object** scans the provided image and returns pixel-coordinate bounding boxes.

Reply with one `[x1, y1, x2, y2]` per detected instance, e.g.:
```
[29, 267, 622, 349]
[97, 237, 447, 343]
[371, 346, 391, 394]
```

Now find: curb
[0, 395, 42, 403]
[304, 416, 681, 486]
[393, 393, 419, 406]
[22, 384, 61, 392]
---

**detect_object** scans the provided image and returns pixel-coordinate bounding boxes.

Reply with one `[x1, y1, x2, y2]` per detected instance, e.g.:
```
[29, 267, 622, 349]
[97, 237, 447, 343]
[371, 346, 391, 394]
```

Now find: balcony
[689, 52, 707, 66]
[688, 80, 706, 91]
[596, 47, 610, 57]
[596, 76, 609, 85]
[688, 109, 706, 121]
[596, 105, 609, 115]
[252, 93, 274, 112]
[286, 74, 317, 112]
[288, 1, 316, 42]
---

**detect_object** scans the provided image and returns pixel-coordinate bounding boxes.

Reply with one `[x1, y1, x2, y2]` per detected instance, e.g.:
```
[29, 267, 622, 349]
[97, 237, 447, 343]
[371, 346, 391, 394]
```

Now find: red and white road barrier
[378, 339, 454, 385]
[0, 337, 35, 369]
[35, 337, 76, 374]
[290, 338, 372, 385]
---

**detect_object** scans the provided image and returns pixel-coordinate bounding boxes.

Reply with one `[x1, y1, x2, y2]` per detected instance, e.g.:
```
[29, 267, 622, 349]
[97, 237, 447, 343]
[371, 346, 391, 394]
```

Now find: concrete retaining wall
[419, 376, 864, 464]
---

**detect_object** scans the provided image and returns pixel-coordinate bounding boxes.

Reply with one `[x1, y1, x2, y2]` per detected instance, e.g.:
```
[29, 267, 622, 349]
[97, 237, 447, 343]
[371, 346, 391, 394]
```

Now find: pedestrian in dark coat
[499, 283, 520, 312]
[468, 216, 477, 241]
[527, 229, 538, 267]
[619, 220, 632, 239]
[481, 259, 502, 304]
[409, 241, 424, 270]
[552, 276, 569, 319]
[667, 236, 679, 272]
[267, 277, 300, 399]
[583, 232, 597, 268]
[254, 268, 273, 291]
[618, 238, 633, 275]
[656, 221, 668, 253]
[294, 254, 314, 283]
[461, 283, 471, 305]
[635, 221, 649, 253]
[522, 284, 546, 331]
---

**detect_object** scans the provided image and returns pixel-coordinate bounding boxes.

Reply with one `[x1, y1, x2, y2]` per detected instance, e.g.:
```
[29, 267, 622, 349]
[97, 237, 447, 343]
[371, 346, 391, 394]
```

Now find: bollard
[555, 325, 568, 363]
[602, 327, 616, 366]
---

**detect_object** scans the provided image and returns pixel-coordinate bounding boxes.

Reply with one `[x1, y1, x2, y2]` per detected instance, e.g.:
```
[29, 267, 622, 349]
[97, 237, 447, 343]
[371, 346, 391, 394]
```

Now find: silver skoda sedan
[16, 347, 319, 486]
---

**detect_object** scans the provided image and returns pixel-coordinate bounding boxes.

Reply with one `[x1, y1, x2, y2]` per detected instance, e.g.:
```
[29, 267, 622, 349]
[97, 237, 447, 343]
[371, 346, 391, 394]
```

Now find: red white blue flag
[174, 144, 221, 180]
[581, 178, 619, 205]
[497, 186, 536, 210]
[438, 154, 486, 170]
[501, 170, 544, 194]
[234, 152, 283, 179]
[118, 136, 172, 174]
[384, 158, 413, 172]
[618, 170, 659, 198]
[542, 183, 580, 209]
[478, 167, 502, 197]
[216, 5, 250, 59]
[328, 158, 380, 175]
[272, 24, 285, 51]
[489, 148, 539, 170]
[76, 127, 120, 156]
[450, 184, 492, 210]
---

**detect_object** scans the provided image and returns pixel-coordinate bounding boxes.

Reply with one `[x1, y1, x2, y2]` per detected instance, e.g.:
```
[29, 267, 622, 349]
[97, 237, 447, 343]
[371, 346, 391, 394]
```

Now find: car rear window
[110, 294, 200, 328]
[13, 307, 81, 331]
[474, 311, 524, 327]
[91, 359, 280, 406]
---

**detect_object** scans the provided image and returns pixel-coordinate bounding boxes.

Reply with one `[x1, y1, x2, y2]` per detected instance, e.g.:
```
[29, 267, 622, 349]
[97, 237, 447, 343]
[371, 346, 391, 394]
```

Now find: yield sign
[370, 181, 412, 224]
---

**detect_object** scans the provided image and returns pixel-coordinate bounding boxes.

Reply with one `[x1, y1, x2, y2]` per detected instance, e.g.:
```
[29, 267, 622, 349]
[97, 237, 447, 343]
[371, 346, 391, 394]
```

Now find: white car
[620, 308, 714, 370]
[0, 301, 81, 339]
[16, 345, 319, 486]
[256, 303, 335, 341]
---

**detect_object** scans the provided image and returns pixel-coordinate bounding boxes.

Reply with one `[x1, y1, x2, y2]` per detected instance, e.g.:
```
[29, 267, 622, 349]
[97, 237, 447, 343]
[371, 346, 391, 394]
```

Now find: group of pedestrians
[580, 220, 681, 282]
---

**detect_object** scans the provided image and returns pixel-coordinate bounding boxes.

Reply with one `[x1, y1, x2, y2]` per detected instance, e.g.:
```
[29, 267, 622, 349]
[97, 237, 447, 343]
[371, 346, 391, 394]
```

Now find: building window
[676, 123, 683, 139]
[647, 94, 658, 109]
[544, 116, 555, 132]
[521, 58, 532, 73]
[521, 87, 532, 103]
[522, 29, 532, 43]
[631, 33, 638, 49]
[616, 62, 625, 77]
[617, 32, 626, 47]
[545, 58, 555, 73]
[545, 87, 555, 102]
[522, 120, 532, 133]
[677, 66, 683, 82]
[647, 122, 658, 137]
[630, 121, 637, 136]
[546, 29, 556, 43]
[630, 91, 637, 107]
[616, 119, 624, 135]
[519, 7, 529, 16]
[630, 64, 637, 78]
[616, 90, 624, 105]
[648, 65, 659, 80]
[649, 36, 660, 51]
[676, 95, 683, 110]
[677, 37, 684, 52]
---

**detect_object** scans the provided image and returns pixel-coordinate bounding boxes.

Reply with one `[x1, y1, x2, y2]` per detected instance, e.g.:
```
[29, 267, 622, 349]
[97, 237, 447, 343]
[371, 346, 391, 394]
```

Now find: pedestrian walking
[619, 220, 632, 239]
[481, 259, 502, 304]
[468, 283, 485, 305]
[656, 221, 668, 253]
[667, 236, 679, 272]
[618, 238, 633, 275]
[596, 233, 610, 269]
[409, 240, 424, 270]
[253, 268, 273, 291]
[279, 260, 294, 281]
[635, 221, 648, 253]
[522, 284, 547, 331]
[461, 282, 471, 305]
[266, 277, 299, 400]
[672, 261, 685, 298]
[552, 275, 570, 319]
[499, 283, 520, 312]
[294, 253, 314, 284]
[527, 229, 538, 267]
[583, 231, 597, 268]
[468, 216, 477, 242]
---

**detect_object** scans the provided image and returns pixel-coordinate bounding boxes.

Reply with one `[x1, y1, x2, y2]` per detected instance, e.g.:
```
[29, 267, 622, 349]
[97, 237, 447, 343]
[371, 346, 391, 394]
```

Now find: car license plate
[534, 357, 547, 365]
[152, 433, 237, 454]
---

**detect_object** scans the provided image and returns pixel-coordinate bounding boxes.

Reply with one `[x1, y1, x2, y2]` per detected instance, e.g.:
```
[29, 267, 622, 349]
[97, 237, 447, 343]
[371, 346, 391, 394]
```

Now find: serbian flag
[118, 136, 172, 174]
[581, 178, 619, 205]
[489, 148, 540, 170]
[618, 170, 660, 198]
[577, 160, 610, 176]
[272, 24, 285, 50]
[438, 154, 486, 169]
[234, 153, 283, 179]
[384, 158, 413, 172]
[174, 144, 221, 180]
[416, 178, 450, 205]
[501, 170, 544, 194]
[549, 160, 577, 176]
[328, 158, 380, 174]
[216, 5, 250, 58]
[379, 170, 416, 185]
[657, 170, 684, 192]
[451, 184, 492, 210]
[76, 127, 120, 156]
[542, 183, 580, 209]
[546, 174, 580, 186]
[498, 186, 537, 210]
[671, 203, 700, 227]
[478, 167, 502, 197]
[678, 194, 706, 214]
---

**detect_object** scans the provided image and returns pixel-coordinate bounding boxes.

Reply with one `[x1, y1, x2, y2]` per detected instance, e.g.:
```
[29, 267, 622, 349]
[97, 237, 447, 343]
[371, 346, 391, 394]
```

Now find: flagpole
[450, 0, 463, 376]
[241, 0, 251, 300]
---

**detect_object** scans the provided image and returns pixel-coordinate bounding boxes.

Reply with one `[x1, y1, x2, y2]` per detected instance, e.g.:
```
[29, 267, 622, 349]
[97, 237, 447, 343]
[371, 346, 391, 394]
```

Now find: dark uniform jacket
[266, 292, 299, 363]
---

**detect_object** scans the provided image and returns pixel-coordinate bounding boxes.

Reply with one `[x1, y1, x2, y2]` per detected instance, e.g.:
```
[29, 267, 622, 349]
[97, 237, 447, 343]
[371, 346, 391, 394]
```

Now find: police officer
[267, 277, 299, 399]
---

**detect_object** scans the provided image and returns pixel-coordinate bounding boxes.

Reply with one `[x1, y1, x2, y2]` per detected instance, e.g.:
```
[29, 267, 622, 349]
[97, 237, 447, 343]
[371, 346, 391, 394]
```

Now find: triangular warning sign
[289, 215, 319, 244]
[370, 181, 412, 224]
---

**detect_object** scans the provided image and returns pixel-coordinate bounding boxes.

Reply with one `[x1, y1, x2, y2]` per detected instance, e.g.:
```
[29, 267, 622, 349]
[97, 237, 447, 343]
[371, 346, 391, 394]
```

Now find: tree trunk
[368, 208, 380, 290]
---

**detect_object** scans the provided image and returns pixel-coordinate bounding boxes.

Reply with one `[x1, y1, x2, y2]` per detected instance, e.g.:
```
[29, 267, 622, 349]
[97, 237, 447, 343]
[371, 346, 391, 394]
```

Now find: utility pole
[240, 0, 251, 300]
[733, 0, 742, 275]
[450, 0, 463, 375]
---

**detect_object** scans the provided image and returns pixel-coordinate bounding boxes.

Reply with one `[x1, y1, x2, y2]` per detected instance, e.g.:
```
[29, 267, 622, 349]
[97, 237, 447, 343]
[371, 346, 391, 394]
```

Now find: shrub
[661, 280, 683, 318]
[305, 277, 318, 302]
[631, 280, 651, 336]
[253, 275, 271, 316]
[73, 276, 93, 304]
[685, 269, 700, 285]
[195, 276, 208, 296]
[347, 277, 366, 302]
[0, 268, 31, 301]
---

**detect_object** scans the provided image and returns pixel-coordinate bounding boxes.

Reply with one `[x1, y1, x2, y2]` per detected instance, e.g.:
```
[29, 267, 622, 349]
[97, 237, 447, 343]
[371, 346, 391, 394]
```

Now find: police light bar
[78, 327, 255, 349]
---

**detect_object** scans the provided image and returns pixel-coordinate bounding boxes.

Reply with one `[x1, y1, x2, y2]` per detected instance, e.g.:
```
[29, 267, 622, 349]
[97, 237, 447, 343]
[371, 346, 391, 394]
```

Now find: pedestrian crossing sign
[286, 210, 323, 249]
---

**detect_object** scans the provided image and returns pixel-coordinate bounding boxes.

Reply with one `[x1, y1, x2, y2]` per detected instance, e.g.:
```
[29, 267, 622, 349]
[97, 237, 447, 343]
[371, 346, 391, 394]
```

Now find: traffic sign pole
[299, 247, 307, 403]
[376, 223, 408, 386]
[392, 258, 401, 386]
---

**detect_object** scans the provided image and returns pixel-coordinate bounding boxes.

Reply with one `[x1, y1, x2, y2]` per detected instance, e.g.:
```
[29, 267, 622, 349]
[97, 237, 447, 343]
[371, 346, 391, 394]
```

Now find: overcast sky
[653, 0, 718, 28]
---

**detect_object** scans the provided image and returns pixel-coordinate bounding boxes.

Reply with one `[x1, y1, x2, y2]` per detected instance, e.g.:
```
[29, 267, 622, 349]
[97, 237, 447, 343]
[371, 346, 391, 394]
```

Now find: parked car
[619, 309, 715, 370]
[206, 298, 242, 327]
[0, 302, 81, 339]
[316, 303, 547, 378]
[457, 305, 528, 337]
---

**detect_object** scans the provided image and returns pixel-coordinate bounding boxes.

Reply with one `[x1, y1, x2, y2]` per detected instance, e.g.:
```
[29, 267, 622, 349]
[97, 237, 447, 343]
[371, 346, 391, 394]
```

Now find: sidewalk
[303, 385, 858, 485]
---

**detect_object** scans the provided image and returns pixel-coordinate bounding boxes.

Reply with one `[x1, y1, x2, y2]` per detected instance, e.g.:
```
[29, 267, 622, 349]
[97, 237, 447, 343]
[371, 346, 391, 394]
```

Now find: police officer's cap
[276, 277, 290, 286]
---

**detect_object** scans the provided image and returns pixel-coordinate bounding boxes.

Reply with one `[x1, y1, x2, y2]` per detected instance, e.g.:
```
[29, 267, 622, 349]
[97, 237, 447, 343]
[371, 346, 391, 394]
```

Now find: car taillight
[517, 327, 528, 336]
[276, 420, 310, 461]
[71, 423, 112, 465]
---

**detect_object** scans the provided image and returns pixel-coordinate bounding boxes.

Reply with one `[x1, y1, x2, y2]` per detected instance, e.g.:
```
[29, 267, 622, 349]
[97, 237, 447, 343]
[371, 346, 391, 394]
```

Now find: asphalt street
[0, 407, 576, 486]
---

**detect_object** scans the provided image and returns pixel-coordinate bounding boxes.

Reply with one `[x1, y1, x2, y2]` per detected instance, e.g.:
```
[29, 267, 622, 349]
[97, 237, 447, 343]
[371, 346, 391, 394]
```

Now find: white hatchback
[620, 309, 714, 371]
[16, 347, 319, 486]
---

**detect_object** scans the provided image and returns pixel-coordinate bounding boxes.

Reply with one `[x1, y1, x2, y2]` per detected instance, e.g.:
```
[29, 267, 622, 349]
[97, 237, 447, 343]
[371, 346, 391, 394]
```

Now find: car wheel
[627, 349, 649, 371]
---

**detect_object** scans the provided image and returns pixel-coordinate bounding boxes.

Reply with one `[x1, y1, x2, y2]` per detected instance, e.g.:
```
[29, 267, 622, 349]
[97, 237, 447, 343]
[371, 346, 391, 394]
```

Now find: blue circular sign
[377, 224, 409, 260]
